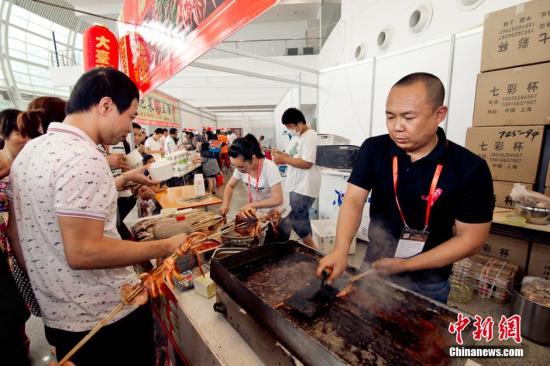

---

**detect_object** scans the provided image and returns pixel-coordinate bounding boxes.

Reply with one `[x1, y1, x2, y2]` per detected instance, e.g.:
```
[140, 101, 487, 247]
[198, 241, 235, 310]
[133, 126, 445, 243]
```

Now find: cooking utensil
[283, 267, 376, 319]
[283, 268, 338, 318]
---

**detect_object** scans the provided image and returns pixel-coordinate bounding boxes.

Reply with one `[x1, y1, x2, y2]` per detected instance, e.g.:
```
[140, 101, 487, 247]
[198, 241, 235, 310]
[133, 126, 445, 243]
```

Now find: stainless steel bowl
[513, 203, 550, 225]
[511, 290, 550, 345]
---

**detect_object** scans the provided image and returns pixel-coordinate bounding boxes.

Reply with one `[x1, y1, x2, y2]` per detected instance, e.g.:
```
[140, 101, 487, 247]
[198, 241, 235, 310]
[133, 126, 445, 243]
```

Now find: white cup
[149, 160, 173, 181]
[126, 149, 143, 169]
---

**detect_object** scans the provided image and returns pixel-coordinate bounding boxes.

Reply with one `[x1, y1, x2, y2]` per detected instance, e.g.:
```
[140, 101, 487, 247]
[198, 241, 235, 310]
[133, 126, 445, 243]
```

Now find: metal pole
[52, 31, 60, 67]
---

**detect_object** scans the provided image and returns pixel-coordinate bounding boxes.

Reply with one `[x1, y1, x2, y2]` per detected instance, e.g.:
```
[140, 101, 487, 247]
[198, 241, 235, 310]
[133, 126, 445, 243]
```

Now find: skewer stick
[58, 221, 247, 364]
[58, 303, 124, 364]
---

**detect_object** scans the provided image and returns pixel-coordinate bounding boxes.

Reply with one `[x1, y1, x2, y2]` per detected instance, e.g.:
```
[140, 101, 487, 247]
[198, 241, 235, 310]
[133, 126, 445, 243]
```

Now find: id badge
[394, 227, 429, 259]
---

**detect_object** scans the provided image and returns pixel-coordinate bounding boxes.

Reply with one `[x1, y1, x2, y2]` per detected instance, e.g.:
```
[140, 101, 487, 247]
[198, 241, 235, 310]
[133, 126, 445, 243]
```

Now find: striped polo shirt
[8, 122, 137, 332]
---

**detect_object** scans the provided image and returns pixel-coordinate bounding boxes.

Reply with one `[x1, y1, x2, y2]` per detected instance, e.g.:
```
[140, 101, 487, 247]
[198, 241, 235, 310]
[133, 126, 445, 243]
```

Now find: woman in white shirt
[220, 135, 288, 242]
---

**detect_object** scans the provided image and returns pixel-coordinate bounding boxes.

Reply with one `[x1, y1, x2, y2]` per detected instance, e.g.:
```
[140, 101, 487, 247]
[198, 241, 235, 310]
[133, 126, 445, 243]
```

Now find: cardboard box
[481, 0, 550, 72]
[545, 186, 550, 196]
[473, 63, 550, 127]
[493, 181, 533, 208]
[546, 161, 550, 186]
[481, 234, 529, 271]
[465, 126, 545, 183]
[527, 243, 550, 280]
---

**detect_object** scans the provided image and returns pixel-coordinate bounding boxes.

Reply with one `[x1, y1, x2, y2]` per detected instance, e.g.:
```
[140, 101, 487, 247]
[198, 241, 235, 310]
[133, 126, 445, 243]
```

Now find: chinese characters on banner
[135, 91, 180, 127]
[448, 313, 522, 345]
[117, 0, 276, 94]
[83, 25, 119, 71]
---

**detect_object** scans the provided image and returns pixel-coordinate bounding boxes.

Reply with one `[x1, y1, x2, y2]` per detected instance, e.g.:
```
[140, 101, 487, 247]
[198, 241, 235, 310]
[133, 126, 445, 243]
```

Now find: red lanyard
[392, 156, 443, 231]
[247, 158, 263, 203]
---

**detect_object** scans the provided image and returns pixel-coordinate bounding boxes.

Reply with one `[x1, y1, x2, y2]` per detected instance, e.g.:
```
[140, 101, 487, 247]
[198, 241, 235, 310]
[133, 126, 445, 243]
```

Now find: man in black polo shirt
[318, 72, 494, 303]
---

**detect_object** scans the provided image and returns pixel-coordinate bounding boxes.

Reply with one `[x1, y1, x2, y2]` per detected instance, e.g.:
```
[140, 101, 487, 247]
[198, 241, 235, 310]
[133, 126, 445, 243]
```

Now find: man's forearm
[69, 236, 174, 270]
[286, 157, 313, 169]
[334, 199, 364, 254]
[404, 235, 484, 272]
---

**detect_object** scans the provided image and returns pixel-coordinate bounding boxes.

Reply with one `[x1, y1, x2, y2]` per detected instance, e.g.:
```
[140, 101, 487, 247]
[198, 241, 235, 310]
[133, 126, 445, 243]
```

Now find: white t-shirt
[164, 136, 177, 155]
[233, 158, 287, 214]
[145, 136, 162, 152]
[284, 128, 321, 198]
[8, 122, 137, 332]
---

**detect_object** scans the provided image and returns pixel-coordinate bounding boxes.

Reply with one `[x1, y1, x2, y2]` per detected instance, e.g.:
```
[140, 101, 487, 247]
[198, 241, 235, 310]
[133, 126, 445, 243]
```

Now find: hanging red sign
[119, 32, 151, 88]
[83, 25, 119, 71]
[118, 0, 276, 94]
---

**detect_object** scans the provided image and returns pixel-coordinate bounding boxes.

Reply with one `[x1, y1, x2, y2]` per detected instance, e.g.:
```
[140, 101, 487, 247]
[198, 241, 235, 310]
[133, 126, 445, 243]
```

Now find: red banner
[83, 25, 119, 71]
[118, 0, 276, 94]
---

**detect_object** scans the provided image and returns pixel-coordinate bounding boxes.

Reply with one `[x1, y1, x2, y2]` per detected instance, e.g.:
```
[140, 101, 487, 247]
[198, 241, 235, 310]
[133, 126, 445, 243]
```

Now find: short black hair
[229, 134, 264, 161]
[132, 122, 142, 130]
[393, 72, 445, 108]
[154, 128, 163, 134]
[66, 67, 139, 115]
[0, 108, 21, 139]
[169, 128, 177, 134]
[142, 153, 154, 164]
[281, 108, 306, 125]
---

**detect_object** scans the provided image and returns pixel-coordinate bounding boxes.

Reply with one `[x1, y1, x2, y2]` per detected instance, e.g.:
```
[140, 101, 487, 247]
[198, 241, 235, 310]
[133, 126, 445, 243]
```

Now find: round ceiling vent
[354, 44, 367, 60]
[457, 0, 485, 11]
[377, 27, 392, 50]
[409, 3, 433, 34]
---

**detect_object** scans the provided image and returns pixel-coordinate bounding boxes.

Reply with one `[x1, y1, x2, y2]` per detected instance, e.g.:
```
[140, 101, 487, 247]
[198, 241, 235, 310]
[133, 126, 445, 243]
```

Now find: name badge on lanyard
[392, 156, 443, 259]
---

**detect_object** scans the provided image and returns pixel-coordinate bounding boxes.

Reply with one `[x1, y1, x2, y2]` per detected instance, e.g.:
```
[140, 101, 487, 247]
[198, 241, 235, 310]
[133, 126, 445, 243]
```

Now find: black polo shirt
[348, 128, 494, 284]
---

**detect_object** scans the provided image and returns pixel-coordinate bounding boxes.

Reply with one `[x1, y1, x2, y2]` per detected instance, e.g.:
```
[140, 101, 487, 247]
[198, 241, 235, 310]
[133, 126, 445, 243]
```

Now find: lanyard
[247, 158, 263, 203]
[392, 156, 443, 231]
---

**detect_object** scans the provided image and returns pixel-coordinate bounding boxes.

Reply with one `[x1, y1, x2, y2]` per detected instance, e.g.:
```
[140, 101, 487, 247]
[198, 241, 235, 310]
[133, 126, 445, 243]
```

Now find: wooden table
[155, 185, 222, 210]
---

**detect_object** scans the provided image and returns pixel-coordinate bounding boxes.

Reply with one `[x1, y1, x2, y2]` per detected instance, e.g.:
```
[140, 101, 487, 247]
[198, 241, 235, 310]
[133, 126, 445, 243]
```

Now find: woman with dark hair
[220, 134, 287, 242]
[0, 108, 33, 366]
[0, 109, 28, 159]
[27, 96, 66, 133]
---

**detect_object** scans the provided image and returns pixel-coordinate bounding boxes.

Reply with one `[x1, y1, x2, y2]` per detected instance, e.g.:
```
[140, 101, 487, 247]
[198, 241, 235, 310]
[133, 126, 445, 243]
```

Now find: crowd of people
[1, 66, 493, 366]
[0, 67, 290, 366]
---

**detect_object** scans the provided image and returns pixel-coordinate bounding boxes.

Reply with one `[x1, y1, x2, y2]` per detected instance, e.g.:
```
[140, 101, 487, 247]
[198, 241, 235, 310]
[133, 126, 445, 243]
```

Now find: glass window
[26, 33, 49, 47]
[27, 44, 49, 59]
[30, 76, 51, 87]
[16, 83, 34, 91]
[8, 26, 27, 41]
[10, 5, 29, 19]
[9, 50, 27, 60]
[13, 72, 30, 83]
[27, 65, 49, 78]
[10, 60, 28, 73]
[9, 38, 26, 52]
[9, 15, 28, 28]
